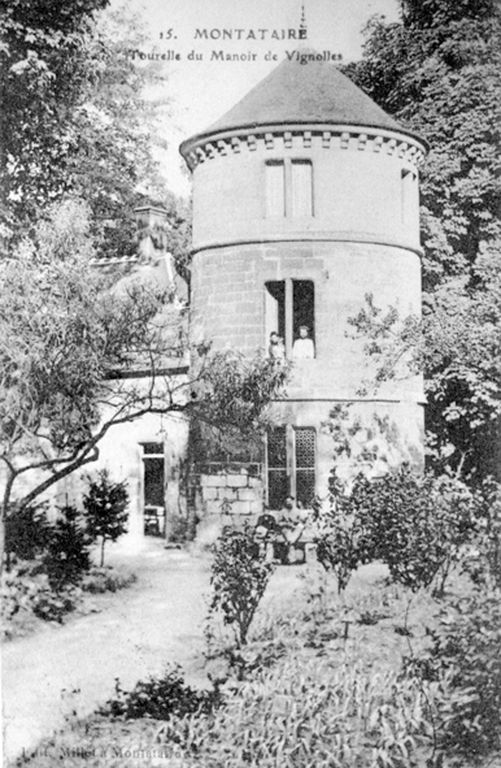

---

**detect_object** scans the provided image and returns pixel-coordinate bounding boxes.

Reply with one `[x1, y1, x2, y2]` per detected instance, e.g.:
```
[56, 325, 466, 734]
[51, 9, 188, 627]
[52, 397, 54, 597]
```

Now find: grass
[12, 563, 498, 768]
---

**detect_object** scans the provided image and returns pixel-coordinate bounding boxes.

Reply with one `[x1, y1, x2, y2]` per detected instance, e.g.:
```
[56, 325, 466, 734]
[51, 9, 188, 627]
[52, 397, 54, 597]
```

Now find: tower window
[266, 426, 288, 510]
[265, 161, 285, 217]
[265, 426, 316, 509]
[265, 158, 314, 218]
[294, 427, 316, 507]
[265, 279, 315, 359]
[291, 160, 313, 217]
[401, 168, 417, 224]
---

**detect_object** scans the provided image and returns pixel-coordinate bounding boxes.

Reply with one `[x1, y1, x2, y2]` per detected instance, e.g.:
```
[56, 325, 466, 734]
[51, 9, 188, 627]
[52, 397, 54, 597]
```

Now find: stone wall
[193, 463, 264, 545]
[191, 240, 423, 403]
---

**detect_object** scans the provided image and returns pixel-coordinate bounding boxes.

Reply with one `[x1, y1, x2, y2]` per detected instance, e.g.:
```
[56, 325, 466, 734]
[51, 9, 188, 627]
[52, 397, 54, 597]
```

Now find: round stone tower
[180, 57, 427, 511]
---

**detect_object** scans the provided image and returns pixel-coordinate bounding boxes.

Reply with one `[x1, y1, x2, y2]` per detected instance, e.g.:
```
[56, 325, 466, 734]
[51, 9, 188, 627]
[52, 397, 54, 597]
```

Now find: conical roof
[203, 56, 403, 136]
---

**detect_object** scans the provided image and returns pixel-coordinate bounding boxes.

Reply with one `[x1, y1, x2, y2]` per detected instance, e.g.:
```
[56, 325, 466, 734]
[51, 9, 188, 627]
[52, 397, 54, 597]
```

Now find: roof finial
[299, 2, 307, 37]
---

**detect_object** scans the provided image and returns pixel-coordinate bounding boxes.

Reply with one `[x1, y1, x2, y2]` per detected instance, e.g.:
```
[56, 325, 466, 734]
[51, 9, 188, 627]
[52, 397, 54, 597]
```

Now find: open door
[141, 442, 165, 536]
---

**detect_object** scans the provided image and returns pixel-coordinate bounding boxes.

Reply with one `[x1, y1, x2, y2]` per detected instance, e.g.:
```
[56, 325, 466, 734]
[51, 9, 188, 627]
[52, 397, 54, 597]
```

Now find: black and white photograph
[1, 0, 500, 765]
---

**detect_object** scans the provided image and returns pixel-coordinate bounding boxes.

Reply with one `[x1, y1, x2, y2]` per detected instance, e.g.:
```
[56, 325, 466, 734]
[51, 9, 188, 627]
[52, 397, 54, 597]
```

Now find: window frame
[264, 157, 314, 219]
[292, 426, 317, 509]
[265, 159, 286, 218]
[264, 278, 316, 359]
[401, 167, 417, 225]
[291, 159, 314, 218]
[265, 425, 317, 510]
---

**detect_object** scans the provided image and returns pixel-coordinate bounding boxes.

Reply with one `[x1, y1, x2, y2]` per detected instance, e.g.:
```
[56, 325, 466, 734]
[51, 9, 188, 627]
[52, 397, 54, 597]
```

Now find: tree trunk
[100, 537, 106, 567]
[1, 469, 16, 575]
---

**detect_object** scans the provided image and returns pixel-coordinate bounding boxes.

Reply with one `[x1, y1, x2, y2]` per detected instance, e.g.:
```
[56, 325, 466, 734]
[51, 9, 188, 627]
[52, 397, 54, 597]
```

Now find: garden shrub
[403, 588, 501, 761]
[167, 514, 194, 544]
[1, 561, 78, 634]
[4, 502, 52, 565]
[314, 472, 375, 592]
[367, 469, 475, 594]
[42, 505, 91, 590]
[1, 561, 39, 623]
[314, 465, 476, 593]
[462, 476, 501, 589]
[31, 582, 78, 622]
[209, 524, 275, 647]
[83, 470, 129, 566]
[101, 665, 220, 720]
[80, 566, 136, 594]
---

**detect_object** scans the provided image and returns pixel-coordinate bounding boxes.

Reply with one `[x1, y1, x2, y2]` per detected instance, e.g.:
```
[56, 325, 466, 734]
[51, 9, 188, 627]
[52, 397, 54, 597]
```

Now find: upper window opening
[265, 161, 285, 217]
[265, 158, 314, 219]
[291, 160, 313, 217]
[265, 279, 315, 360]
[292, 280, 314, 359]
[401, 168, 417, 224]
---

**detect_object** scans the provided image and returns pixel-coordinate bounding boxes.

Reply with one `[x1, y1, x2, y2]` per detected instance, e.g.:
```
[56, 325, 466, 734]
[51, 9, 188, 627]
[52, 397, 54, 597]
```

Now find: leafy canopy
[0, 0, 188, 259]
[0, 200, 288, 517]
[345, 0, 501, 478]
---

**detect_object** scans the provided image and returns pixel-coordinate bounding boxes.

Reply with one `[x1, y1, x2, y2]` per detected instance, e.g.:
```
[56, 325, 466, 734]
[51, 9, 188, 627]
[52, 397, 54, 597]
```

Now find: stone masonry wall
[193, 464, 264, 545]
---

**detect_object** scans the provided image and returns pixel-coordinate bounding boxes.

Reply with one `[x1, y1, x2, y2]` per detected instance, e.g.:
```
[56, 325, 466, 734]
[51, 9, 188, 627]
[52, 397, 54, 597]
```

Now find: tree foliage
[406, 588, 501, 760]
[42, 505, 92, 590]
[83, 470, 129, 566]
[346, 0, 500, 283]
[314, 464, 475, 593]
[344, 0, 501, 478]
[0, 200, 288, 529]
[0, 0, 190, 259]
[209, 525, 275, 647]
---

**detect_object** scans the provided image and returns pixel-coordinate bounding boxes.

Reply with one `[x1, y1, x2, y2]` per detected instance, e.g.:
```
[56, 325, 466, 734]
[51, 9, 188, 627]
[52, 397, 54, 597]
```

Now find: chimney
[133, 205, 186, 298]
[133, 205, 170, 260]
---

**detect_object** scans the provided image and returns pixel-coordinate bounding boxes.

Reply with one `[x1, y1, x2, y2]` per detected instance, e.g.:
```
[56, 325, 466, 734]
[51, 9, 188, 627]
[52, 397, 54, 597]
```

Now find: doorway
[141, 442, 165, 536]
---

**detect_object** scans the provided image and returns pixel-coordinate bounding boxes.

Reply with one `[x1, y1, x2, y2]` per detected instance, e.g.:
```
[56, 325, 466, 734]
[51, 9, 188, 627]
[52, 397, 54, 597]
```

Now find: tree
[0, 200, 288, 562]
[349, 251, 501, 478]
[344, 0, 501, 479]
[0, 0, 184, 259]
[83, 470, 129, 566]
[209, 525, 275, 647]
[345, 0, 500, 285]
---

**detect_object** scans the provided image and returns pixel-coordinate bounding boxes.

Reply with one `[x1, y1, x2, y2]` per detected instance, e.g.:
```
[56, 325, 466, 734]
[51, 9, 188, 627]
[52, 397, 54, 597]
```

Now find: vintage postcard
[1, 0, 499, 765]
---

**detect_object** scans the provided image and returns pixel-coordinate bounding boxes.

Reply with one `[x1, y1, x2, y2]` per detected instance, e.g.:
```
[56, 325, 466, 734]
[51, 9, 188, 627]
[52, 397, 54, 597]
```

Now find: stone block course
[205, 499, 227, 516]
[226, 474, 248, 488]
[228, 500, 252, 515]
[237, 488, 258, 502]
[201, 474, 226, 488]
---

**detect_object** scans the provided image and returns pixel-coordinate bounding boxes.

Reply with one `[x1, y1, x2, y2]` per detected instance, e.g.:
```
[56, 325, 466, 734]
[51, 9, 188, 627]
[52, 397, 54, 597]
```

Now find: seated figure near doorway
[277, 496, 308, 553]
[292, 325, 315, 359]
[255, 496, 308, 564]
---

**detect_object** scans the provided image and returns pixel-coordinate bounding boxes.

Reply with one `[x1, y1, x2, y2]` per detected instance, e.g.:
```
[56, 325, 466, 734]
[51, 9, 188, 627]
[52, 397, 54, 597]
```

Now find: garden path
[2, 542, 211, 763]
